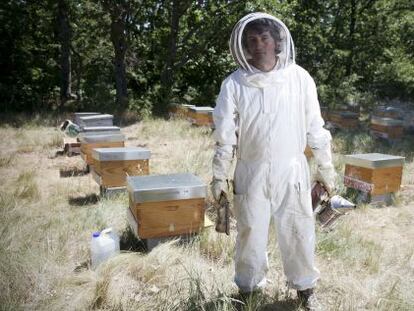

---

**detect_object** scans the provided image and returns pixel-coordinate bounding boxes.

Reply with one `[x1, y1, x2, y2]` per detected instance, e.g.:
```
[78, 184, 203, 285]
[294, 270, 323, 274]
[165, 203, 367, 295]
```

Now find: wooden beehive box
[127, 173, 206, 239]
[169, 104, 195, 118]
[91, 147, 150, 188]
[370, 116, 403, 139]
[373, 106, 402, 119]
[344, 153, 404, 196]
[74, 112, 100, 125]
[81, 126, 121, 136]
[78, 114, 113, 128]
[79, 133, 125, 165]
[328, 111, 359, 129]
[188, 106, 214, 127]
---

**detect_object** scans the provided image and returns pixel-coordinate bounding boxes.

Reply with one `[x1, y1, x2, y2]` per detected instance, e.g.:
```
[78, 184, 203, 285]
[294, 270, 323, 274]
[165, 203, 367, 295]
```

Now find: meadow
[0, 116, 413, 311]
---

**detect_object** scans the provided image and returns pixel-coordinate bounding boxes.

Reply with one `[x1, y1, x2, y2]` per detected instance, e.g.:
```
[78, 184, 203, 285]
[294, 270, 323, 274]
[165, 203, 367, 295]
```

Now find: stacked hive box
[327, 111, 359, 129]
[188, 106, 214, 127]
[169, 104, 195, 119]
[91, 147, 151, 189]
[78, 114, 114, 129]
[344, 153, 404, 203]
[82, 126, 121, 135]
[74, 112, 100, 125]
[127, 173, 206, 239]
[370, 116, 403, 140]
[79, 132, 125, 165]
[373, 106, 402, 119]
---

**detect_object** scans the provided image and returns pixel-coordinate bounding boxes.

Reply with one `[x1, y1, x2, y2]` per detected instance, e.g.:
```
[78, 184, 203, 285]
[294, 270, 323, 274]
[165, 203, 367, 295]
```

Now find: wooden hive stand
[91, 147, 151, 193]
[343, 153, 405, 205]
[127, 173, 206, 240]
[63, 137, 81, 157]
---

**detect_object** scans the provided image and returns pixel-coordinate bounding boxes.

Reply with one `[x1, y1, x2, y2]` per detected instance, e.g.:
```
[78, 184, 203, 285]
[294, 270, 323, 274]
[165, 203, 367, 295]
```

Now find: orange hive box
[79, 133, 125, 165]
[188, 106, 214, 127]
[127, 173, 206, 239]
[344, 153, 405, 196]
[370, 116, 404, 140]
[91, 147, 150, 189]
[327, 111, 359, 129]
[373, 106, 402, 119]
[169, 104, 195, 119]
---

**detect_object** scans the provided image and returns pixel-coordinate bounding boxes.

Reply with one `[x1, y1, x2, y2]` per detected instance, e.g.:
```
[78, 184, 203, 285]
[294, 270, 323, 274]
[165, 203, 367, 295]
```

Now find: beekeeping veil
[230, 12, 295, 74]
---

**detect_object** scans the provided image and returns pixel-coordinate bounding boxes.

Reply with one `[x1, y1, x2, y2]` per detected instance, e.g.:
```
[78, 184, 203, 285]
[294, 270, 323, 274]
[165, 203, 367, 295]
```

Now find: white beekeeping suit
[212, 12, 336, 293]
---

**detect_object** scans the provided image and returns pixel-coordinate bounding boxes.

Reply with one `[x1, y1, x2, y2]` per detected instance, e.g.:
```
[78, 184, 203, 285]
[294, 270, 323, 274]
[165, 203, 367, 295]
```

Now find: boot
[297, 288, 322, 311]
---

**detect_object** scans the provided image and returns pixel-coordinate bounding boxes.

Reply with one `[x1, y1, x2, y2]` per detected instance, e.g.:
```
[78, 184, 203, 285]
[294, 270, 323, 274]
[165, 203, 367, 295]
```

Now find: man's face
[245, 30, 278, 63]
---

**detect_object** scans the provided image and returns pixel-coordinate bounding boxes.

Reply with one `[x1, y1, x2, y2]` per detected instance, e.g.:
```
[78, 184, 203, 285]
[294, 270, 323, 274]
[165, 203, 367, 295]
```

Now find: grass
[0, 117, 413, 310]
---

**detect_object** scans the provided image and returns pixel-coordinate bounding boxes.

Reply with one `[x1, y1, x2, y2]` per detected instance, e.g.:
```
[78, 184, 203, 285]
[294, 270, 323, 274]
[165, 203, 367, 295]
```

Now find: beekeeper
[211, 12, 336, 309]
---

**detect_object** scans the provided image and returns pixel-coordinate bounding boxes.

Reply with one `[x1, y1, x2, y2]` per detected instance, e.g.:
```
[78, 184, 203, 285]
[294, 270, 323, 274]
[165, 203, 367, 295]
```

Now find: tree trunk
[346, 0, 357, 76]
[57, 0, 72, 103]
[110, 14, 128, 111]
[158, 0, 182, 115]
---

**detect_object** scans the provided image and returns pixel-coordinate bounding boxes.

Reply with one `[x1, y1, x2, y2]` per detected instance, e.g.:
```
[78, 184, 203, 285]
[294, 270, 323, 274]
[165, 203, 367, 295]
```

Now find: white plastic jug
[90, 228, 120, 269]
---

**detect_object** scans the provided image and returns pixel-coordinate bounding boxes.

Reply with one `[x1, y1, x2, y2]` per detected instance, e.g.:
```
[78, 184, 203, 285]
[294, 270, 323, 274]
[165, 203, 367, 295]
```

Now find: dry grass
[0, 117, 413, 311]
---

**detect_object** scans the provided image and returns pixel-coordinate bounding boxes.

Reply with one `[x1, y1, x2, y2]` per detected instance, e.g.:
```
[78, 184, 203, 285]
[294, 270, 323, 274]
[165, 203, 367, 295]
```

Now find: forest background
[1, 0, 413, 117]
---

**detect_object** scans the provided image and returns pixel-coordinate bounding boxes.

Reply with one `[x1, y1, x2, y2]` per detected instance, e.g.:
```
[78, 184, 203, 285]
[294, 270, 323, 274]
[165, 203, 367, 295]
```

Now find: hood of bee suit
[229, 12, 296, 88]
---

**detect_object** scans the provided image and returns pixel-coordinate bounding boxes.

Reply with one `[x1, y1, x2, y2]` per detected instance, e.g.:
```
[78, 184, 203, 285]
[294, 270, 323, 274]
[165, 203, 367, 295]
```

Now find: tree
[57, 0, 73, 104]
[101, 0, 131, 112]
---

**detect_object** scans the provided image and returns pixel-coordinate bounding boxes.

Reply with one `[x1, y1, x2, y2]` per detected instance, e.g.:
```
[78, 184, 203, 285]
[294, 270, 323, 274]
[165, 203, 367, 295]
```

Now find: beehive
[74, 112, 100, 125]
[344, 153, 404, 196]
[188, 106, 214, 127]
[328, 111, 359, 129]
[373, 106, 402, 119]
[169, 104, 195, 118]
[79, 133, 125, 165]
[78, 114, 113, 128]
[91, 147, 150, 188]
[370, 116, 404, 140]
[127, 173, 206, 239]
[81, 126, 121, 136]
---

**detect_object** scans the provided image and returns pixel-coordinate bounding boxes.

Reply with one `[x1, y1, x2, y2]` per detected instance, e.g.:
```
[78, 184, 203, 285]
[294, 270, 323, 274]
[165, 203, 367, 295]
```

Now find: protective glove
[314, 164, 336, 196]
[211, 178, 228, 202]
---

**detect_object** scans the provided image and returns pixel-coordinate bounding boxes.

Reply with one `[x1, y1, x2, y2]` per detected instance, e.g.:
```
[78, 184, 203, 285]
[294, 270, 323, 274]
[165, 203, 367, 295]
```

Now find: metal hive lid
[74, 112, 100, 125]
[79, 133, 125, 143]
[82, 126, 120, 133]
[345, 153, 405, 168]
[92, 147, 151, 161]
[189, 106, 214, 114]
[127, 173, 206, 203]
[79, 114, 113, 121]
